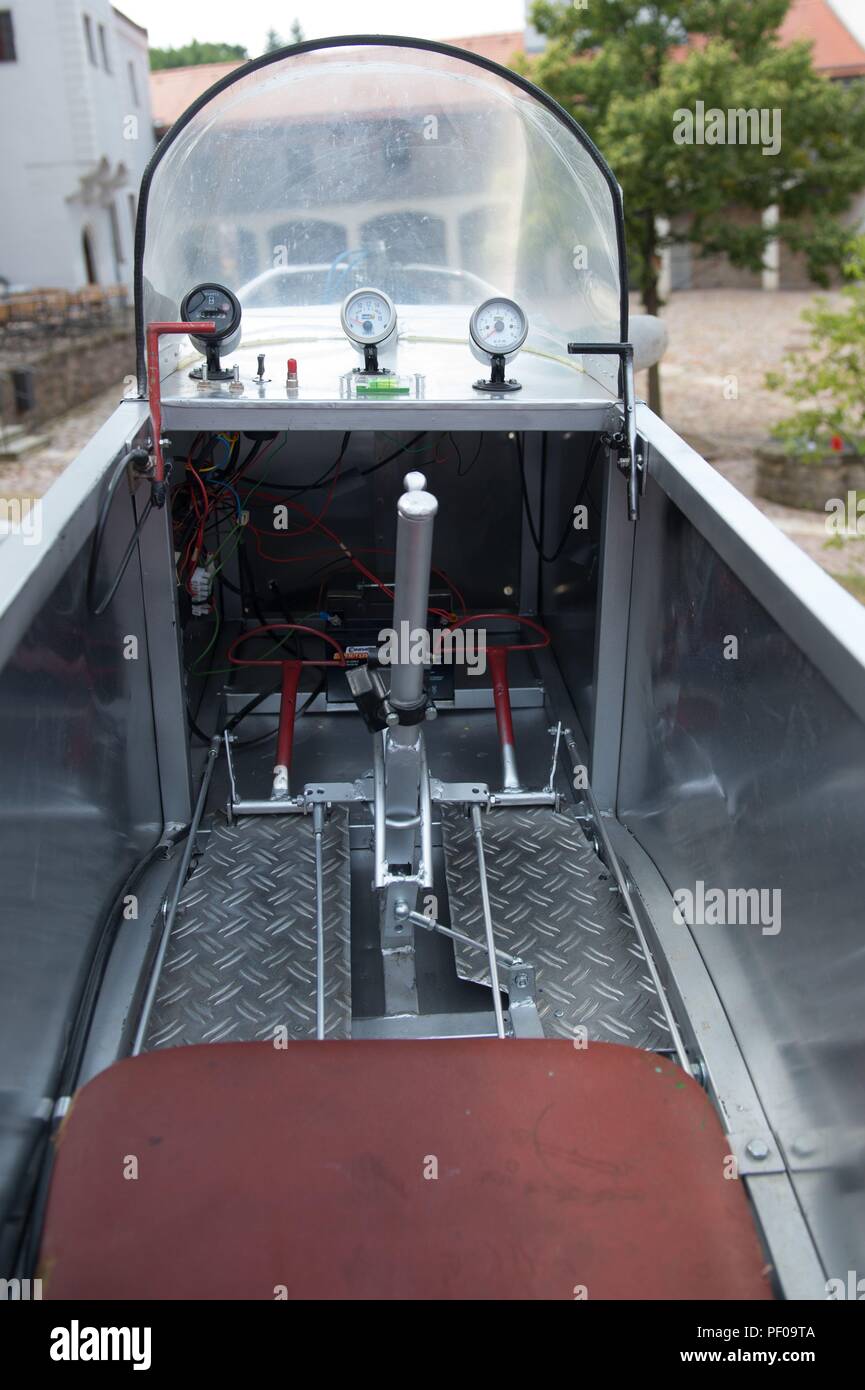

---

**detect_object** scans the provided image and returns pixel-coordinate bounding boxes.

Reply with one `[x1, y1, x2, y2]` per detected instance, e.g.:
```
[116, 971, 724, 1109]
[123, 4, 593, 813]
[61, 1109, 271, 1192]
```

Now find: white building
[0, 1, 155, 292]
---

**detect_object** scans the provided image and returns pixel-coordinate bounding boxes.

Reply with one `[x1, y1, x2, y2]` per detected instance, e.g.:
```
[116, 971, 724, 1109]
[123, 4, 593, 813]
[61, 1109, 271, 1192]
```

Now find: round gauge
[340, 287, 397, 347]
[469, 297, 528, 359]
[180, 282, 242, 353]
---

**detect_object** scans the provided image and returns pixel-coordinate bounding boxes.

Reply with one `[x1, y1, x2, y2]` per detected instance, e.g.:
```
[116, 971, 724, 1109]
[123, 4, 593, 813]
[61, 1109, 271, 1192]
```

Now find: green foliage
[523, 0, 865, 309]
[149, 41, 249, 71]
[263, 22, 304, 53]
[767, 238, 865, 457]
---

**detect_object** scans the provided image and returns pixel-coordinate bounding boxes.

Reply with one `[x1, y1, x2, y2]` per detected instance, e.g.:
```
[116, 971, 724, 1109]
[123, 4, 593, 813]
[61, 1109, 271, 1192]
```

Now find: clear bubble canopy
[138, 38, 626, 391]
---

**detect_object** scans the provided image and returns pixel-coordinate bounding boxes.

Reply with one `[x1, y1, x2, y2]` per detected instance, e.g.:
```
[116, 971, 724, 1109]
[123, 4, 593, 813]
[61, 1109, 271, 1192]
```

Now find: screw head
[394, 901, 410, 920]
[513, 971, 529, 990]
[746, 1139, 770, 1161]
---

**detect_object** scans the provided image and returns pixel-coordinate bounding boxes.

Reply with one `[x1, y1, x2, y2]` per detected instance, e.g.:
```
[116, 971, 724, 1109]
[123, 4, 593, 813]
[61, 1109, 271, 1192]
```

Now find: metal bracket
[430, 779, 491, 805]
[566, 341, 645, 520]
[507, 962, 545, 1038]
[302, 781, 367, 805]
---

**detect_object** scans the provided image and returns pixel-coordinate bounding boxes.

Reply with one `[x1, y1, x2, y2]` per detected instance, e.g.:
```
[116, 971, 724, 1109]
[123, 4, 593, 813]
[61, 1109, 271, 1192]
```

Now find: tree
[523, 0, 865, 414]
[150, 41, 248, 71]
[263, 21, 304, 53]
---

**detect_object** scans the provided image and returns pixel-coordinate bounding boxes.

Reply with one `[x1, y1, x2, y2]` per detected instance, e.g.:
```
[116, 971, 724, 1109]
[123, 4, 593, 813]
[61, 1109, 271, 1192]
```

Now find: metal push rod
[471, 804, 506, 1038]
[132, 737, 220, 1053]
[407, 909, 519, 967]
[312, 801, 326, 1039]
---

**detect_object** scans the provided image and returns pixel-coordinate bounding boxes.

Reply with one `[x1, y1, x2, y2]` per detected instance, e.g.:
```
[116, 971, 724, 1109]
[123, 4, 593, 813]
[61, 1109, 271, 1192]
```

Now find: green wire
[190, 601, 221, 673]
[380, 432, 440, 455]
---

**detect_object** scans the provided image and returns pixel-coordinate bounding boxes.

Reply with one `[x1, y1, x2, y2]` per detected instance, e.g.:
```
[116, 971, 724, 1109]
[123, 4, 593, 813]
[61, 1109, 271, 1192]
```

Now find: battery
[325, 580, 455, 705]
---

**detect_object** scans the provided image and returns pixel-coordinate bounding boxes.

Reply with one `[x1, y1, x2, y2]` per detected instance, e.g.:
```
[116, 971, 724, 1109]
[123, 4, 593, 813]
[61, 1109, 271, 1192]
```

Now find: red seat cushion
[39, 1039, 772, 1300]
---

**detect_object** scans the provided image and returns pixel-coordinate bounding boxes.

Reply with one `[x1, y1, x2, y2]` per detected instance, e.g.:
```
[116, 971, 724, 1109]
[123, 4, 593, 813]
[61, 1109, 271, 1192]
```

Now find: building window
[98, 22, 110, 72]
[0, 11, 16, 62]
[128, 59, 139, 105]
[83, 14, 96, 65]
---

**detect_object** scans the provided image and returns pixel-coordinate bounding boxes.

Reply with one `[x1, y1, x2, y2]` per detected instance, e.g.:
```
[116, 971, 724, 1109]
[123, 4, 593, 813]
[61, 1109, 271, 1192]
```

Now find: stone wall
[756, 444, 865, 510]
[0, 321, 136, 430]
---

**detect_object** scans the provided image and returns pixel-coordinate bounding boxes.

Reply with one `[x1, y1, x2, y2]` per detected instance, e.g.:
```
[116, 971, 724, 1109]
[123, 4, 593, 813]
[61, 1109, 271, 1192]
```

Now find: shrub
[766, 238, 865, 459]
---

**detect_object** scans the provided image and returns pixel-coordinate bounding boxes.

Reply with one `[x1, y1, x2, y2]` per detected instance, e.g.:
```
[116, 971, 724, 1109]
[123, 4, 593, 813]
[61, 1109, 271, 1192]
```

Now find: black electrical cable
[448, 433, 462, 473]
[517, 433, 604, 563]
[236, 432, 351, 495]
[188, 629, 329, 746]
[186, 702, 215, 745]
[516, 433, 544, 557]
[13, 825, 189, 1278]
[86, 447, 150, 616]
[239, 543, 269, 629]
[91, 501, 154, 616]
[457, 433, 484, 477]
[545, 436, 604, 562]
[360, 431, 432, 477]
[223, 433, 265, 484]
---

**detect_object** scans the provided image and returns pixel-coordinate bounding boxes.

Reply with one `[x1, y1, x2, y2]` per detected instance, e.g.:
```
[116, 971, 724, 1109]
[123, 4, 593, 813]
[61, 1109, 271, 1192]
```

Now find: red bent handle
[146, 320, 216, 499]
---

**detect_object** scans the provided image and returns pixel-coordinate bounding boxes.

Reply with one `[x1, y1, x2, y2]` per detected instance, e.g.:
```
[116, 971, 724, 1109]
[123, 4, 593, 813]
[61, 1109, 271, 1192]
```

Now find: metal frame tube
[389, 478, 438, 714]
[419, 735, 433, 890]
[373, 730, 386, 889]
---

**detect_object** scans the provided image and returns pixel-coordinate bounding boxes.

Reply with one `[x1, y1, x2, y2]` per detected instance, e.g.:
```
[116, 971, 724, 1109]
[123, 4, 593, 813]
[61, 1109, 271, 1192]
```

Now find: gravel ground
[2, 292, 863, 597]
[0, 381, 131, 500]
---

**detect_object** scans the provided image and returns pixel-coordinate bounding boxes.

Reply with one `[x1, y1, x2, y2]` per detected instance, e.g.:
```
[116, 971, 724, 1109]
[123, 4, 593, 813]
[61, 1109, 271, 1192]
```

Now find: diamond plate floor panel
[144, 811, 351, 1048]
[441, 805, 671, 1049]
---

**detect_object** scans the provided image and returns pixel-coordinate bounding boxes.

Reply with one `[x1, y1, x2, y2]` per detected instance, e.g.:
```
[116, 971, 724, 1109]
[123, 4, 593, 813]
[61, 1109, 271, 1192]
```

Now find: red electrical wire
[446, 613, 551, 651]
[227, 623, 346, 668]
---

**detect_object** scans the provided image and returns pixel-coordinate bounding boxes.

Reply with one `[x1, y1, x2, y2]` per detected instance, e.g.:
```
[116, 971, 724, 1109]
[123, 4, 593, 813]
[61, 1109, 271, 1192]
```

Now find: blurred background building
[0, 0, 154, 293]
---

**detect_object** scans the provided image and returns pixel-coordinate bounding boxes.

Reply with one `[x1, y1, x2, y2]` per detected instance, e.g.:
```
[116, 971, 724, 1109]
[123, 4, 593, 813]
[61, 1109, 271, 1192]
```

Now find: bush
[766, 238, 865, 459]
